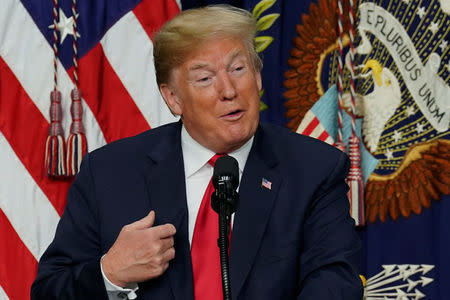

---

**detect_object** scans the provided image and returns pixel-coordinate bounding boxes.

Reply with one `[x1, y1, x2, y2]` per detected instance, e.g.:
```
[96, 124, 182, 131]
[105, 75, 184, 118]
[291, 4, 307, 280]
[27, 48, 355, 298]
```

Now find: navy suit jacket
[32, 122, 363, 299]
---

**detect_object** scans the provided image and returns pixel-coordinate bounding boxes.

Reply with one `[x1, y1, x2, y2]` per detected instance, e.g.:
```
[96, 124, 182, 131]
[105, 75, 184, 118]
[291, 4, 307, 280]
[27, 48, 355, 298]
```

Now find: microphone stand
[212, 183, 238, 300]
[218, 202, 232, 300]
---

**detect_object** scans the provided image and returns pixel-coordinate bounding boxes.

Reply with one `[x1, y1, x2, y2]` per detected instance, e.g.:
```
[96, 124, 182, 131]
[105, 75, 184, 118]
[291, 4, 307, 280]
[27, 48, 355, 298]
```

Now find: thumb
[132, 210, 155, 230]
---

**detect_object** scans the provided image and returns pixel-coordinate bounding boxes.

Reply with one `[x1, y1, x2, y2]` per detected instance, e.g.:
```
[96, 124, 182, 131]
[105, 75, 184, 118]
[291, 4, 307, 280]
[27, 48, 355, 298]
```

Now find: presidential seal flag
[280, 0, 449, 298]
[0, 0, 179, 298]
[353, 1, 449, 223]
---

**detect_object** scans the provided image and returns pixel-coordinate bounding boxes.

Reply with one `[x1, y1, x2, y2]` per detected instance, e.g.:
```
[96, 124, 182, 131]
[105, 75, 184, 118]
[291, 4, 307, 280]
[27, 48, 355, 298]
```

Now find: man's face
[160, 37, 262, 154]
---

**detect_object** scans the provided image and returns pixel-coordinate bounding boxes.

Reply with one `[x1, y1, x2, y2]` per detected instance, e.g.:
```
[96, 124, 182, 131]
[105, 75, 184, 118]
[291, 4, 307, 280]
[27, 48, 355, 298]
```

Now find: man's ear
[256, 71, 262, 92]
[160, 84, 183, 116]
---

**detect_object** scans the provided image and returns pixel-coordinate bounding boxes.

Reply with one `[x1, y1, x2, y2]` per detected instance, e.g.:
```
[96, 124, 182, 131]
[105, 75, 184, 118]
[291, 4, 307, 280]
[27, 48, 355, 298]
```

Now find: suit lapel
[142, 123, 281, 299]
[230, 125, 282, 299]
[144, 122, 195, 300]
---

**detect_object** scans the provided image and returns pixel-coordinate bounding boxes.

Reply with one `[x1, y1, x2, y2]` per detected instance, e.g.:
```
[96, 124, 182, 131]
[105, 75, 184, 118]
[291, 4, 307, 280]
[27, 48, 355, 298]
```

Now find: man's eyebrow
[228, 49, 245, 65]
[228, 49, 245, 64]
[188, 63, 210, 71]
[187, 49, 246, 72]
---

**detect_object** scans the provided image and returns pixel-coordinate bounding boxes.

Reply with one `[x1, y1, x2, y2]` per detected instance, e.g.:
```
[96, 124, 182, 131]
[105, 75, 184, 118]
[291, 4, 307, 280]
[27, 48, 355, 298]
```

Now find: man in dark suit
[32, 5, 363, 300]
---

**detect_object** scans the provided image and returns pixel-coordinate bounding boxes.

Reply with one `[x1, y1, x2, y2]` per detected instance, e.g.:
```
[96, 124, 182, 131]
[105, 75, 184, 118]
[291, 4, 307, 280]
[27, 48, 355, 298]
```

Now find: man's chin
[220, 135, 252, 153]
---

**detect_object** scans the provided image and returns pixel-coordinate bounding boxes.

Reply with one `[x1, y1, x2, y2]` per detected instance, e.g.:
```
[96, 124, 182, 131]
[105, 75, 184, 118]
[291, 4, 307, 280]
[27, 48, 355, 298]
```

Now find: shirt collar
[181, 125, 253, 178]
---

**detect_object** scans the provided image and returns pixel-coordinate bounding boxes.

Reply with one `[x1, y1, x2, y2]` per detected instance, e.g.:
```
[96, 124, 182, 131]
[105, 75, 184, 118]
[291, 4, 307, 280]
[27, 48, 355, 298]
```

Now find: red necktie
[191, 154, 224, 300]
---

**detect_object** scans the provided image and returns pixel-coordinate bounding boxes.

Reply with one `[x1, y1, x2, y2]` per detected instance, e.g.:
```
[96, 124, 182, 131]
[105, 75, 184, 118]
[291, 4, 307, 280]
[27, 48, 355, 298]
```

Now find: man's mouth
[222, 110, 244, 120]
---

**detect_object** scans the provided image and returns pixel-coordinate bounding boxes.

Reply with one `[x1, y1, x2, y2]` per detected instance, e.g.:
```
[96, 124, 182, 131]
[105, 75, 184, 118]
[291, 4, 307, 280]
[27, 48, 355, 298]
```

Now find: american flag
[261, 178, 272, 190]
[0, 0, 180, 298]
[296, 110, 334, 145]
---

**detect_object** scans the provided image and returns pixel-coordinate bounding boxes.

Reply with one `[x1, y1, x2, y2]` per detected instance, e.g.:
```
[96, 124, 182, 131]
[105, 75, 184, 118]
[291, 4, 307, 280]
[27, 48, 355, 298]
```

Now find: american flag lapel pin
[261, 178, 272, 190]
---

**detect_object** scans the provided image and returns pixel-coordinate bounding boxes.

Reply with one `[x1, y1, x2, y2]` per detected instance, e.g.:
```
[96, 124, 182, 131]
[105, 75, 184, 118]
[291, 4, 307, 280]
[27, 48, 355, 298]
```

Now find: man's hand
[101, 211, 176, 287]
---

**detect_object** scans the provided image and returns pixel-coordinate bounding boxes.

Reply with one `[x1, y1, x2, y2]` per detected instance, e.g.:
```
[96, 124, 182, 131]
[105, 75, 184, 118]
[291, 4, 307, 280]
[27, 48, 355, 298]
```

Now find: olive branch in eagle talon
[251, 0, 280, 111]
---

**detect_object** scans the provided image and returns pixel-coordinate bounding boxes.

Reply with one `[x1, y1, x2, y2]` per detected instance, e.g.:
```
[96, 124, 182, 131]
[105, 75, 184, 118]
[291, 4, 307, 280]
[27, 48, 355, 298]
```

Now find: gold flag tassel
[45, 90, 67, 177]
[45, 0, 67, 177]
[66, 88, 87, 175]
[66, 0, 87, 176]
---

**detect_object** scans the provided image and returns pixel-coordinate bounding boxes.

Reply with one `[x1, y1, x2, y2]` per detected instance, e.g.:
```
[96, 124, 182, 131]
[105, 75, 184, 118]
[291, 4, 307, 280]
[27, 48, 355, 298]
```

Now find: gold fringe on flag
[45, 90, 67, 177]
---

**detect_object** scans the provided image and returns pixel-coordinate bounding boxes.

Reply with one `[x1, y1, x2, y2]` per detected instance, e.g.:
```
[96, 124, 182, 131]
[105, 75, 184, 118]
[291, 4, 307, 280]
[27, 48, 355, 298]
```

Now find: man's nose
[217, 71, 237, 100]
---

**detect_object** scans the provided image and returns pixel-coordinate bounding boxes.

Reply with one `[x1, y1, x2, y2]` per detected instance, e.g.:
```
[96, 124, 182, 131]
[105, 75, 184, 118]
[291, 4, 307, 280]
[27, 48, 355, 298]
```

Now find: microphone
[211, 155, 239, 300]
[211, 155, 239, 215]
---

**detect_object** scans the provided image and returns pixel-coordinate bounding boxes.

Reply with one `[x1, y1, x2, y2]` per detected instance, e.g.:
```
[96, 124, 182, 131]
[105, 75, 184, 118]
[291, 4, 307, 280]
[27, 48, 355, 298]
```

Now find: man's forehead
[168, 38, 251, 83]
[185, 47, 247, 71]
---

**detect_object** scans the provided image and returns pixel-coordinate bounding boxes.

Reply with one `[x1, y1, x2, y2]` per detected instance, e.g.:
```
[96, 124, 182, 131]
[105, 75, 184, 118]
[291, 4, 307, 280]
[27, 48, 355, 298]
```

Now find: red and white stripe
[296, 110, 335, 145]
[0, 0, 179, 298]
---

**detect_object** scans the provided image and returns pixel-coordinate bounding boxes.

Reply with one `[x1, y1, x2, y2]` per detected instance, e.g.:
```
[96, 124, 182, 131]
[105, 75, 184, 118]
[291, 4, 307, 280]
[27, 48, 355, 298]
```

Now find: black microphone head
[213, 155, 239, 190]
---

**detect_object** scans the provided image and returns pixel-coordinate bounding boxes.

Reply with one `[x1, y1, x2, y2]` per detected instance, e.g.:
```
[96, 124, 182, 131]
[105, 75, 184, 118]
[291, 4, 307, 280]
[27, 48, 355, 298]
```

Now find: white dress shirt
[102, 125, 253, 299]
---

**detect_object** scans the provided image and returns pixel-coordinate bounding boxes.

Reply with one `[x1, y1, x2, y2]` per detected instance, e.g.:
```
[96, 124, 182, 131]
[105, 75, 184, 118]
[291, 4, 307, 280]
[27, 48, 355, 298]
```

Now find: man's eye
[194, 76, 212, 86]
[231, 65, 246, 75]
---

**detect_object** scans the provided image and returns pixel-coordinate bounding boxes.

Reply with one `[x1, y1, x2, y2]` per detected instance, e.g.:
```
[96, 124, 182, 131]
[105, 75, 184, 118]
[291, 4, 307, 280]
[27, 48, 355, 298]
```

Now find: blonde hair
[153, 5, 262, 86]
